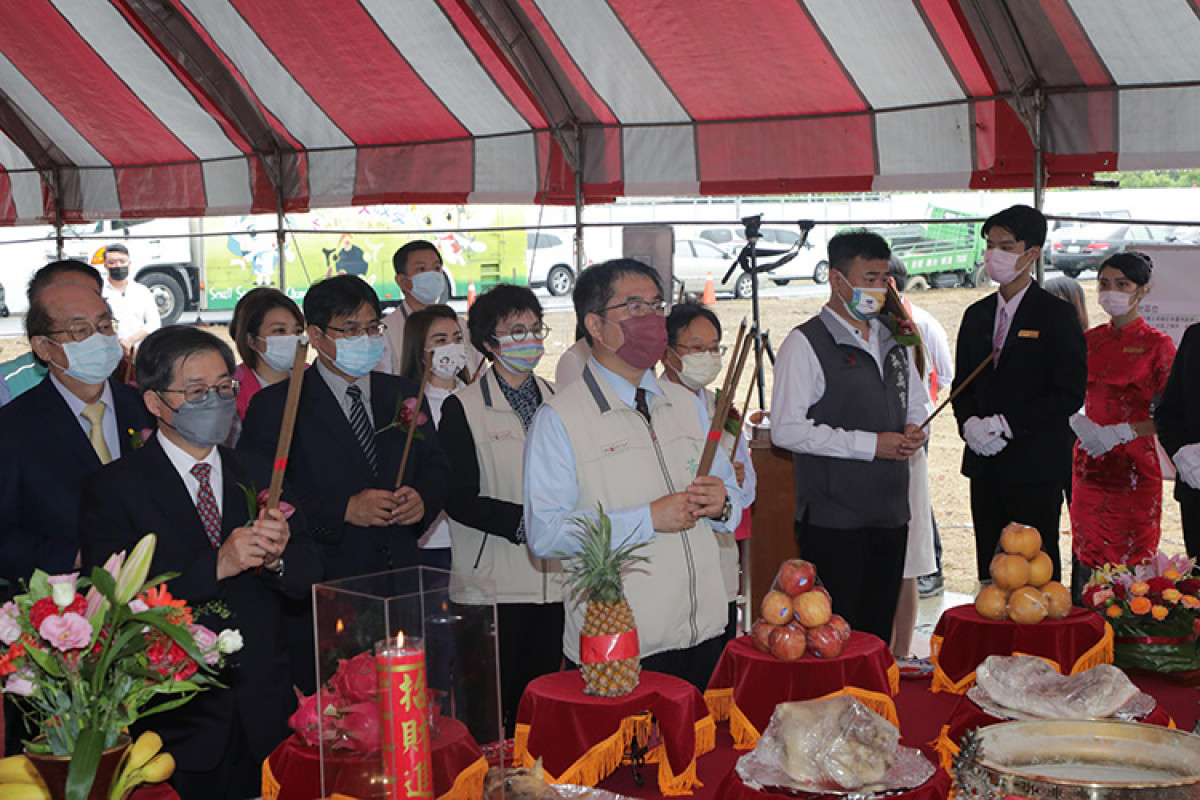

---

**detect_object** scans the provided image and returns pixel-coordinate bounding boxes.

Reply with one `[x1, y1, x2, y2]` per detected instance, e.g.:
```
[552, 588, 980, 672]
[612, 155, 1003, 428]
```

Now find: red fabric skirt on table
[704, 633, 899, 748]
[929, 605, 1113, 693]
[513, 670, 714, 796]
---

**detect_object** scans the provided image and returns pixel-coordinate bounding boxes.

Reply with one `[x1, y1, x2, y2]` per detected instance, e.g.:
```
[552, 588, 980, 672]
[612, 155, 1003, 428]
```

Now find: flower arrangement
[288, 652, 381, 755]
[377, 397, 427, 439]
[883, 313, 922, 348]
[0, 534, 242, 799]
[1083, 551, 1200, 673]
[237, 483, 297, 525]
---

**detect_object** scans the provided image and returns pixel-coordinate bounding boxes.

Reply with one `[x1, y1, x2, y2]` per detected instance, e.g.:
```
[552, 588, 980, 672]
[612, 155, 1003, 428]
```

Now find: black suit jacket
[1156, 322, 1200, 504]
[239, 368, 449, 580]
[0, 376, 152, 591]
[78, 437, 322, 772]
[951, 282, 1087, 484]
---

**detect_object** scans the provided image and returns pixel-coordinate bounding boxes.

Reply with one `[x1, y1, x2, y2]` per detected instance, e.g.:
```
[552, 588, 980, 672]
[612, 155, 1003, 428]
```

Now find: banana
[0, 783, 50, 800]
[0, 756, 42, 786]
[137, 752, 175, 784]
[122, 732, 163, 772]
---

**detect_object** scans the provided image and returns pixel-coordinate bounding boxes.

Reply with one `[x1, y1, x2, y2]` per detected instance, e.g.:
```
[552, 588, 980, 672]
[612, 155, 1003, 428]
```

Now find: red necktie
[190, 463, 221, 548]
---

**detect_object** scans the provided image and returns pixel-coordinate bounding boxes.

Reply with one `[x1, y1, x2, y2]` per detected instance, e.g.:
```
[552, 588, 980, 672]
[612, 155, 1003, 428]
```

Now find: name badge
[601, 439, 629, 455]
[1017, 329, 1040, 339]
[1123, 346, 1145, 354]
[488, 431, 515, 442]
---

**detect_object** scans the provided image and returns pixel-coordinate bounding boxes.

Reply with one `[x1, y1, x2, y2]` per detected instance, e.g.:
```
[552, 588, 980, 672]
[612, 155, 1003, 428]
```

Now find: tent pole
[274, 152, 287, 294]
[573, 126, 585, 274]
[1033, 88, 1045, 286]
[52, 168, 64, 260]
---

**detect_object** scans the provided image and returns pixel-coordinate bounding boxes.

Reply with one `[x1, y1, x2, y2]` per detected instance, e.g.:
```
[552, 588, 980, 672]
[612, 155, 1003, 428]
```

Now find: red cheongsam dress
[1071, 317, 1176, 569]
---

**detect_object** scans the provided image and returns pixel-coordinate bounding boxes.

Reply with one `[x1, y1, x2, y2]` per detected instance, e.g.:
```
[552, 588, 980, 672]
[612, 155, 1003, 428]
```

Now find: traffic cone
[467, 280, 476, 307]
[701, 272, 716, 305]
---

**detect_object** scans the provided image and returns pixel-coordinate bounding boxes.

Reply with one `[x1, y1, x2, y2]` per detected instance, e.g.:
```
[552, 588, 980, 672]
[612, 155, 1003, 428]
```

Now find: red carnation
[1147, 576, 1174, 596]
[1082, 584, 1101, 609]
[29, 598, 58, 631]
[174, 659, 198, 682]
[1113, 582, 1128, 600]
[1179, 578, 1200, 595]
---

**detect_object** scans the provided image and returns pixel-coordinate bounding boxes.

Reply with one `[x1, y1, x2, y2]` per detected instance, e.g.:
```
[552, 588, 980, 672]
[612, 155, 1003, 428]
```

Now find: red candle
[375, 633, 433, 799]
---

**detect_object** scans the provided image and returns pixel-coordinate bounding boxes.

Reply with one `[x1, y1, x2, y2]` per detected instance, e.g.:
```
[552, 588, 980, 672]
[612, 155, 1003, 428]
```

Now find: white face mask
[409, 271, 444, 305]
[983, 248, 1029, 285]
[674, 350, 723, 391]
[258, 334, 300, 372]
[429, 342, 467, 380]
[1098, 290, 1138, 318]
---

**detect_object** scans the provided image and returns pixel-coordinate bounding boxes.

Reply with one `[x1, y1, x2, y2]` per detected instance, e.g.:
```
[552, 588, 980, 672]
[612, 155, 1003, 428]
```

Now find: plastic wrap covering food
[735, 695, 934, 795]
[483, 764, 635, 800]
[973, 655, 1143, 719]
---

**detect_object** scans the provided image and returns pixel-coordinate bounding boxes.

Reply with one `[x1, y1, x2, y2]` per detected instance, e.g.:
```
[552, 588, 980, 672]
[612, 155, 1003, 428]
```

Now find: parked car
[526, 231, 578, 296]
[697, 225, 829, 287]
[1046, 223, 1180, 277]
[674, 238, 737, 295]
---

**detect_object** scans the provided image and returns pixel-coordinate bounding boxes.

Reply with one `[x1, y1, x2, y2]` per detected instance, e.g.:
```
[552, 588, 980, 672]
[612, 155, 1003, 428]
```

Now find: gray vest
[793, 313, 910, 529]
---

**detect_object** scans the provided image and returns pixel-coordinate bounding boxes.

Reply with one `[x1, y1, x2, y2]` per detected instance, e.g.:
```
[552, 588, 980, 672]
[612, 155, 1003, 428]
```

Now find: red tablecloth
[930, 688, 1176, 771]
[713, 763, 953, 800]
[704, 633, 899, 747]
[514, 670, 714, 796]
[929, 606, 1113, 693]
[262, 717, 486, 800]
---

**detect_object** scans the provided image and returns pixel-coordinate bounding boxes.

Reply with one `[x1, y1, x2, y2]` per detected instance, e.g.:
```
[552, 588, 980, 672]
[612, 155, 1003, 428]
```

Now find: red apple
[827, 614, 851, 643]
[777, 559, 818, 596]
[806, 624, 846, 659]
[792, 588, 832, 628]
[769, 624, 807, 661]
[761, 590, 794, 626]
[751, 619, 774, 653]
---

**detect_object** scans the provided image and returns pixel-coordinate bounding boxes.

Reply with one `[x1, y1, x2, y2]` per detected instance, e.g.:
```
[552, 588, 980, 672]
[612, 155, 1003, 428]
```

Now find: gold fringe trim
[932, 724, 958, 773]
[1069, 621, 1114, 673]
[513, 713, 654, 787]
[261, 756, 280, 800]
[703, 687, 733, 722]
[887, 662, 900, 696]
[437, 756, 488, 800]
[928, 634, 976, 693]
[729, 702, 761, 750]
[643, 716, 715, 796]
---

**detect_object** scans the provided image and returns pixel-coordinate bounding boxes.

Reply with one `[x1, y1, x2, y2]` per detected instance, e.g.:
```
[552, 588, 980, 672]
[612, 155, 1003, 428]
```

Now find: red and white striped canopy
[1, 0, 1199, 225]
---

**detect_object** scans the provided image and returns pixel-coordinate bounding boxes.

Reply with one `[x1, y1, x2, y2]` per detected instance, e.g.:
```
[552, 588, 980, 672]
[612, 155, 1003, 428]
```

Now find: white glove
[1090, 422, 1137, 457]
[1174, 443, 1200, 489]
[1070, 413, 1103, 453]
[964, 416, 1007, 457]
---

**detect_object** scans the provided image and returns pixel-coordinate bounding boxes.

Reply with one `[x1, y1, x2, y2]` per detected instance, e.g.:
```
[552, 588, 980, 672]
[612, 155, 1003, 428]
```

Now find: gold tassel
[437, 756, 488, 800]
[822, 687, 900, 728]
[932, 724, 958, 772]
[886, 662, 900, 696]
[1069, 622, 1114, 673]
[702, 688, 733, 721]
[650, 717, 714, 796]
[261, 757, 280, 800]
[514, 714, 658, 787]
[728, 702, 762, 749]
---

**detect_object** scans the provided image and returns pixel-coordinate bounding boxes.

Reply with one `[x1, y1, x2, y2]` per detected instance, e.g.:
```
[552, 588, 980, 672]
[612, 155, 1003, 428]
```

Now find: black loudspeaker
[622, 226, 674, 302]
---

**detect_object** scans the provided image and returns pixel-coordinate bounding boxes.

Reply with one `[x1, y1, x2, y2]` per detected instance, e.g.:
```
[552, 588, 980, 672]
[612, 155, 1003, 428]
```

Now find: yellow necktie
[81, 402, 112, 464]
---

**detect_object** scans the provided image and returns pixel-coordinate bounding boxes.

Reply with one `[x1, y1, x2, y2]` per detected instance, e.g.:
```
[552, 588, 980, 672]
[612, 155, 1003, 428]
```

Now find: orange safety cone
[467, 280, 476, 307]
[701, 272, 716, 305]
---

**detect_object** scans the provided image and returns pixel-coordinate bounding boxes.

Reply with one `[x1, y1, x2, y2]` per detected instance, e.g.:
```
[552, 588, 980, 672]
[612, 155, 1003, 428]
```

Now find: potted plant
[0, 533, 242, 800]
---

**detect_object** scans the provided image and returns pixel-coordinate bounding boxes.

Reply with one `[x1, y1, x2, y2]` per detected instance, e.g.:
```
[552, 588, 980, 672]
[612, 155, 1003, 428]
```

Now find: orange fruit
[1000, 524, 1042, 559]
[975, 584, 1010, 621]
[1009, 585, 1049, 624]
[1042, 581, 1072, 619]
[990, 553, 1032, 591]
[1028, 551, 1053, 587]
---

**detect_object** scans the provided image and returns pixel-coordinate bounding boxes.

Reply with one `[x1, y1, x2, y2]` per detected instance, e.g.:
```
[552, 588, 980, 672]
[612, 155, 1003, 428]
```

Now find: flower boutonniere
[376, 396, 427, 439]
[128, 427, 154, 450]
[884, 313, 922, 348]
[237, 482, 296, 524]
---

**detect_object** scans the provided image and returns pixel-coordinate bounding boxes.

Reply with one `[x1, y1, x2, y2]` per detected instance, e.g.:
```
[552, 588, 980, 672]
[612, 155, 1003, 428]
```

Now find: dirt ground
[2, 279, 1185, 594]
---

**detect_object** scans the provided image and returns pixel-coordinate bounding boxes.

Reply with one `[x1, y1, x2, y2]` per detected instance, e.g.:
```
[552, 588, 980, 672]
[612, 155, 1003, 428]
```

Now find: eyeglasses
[325, 322, 384, 338]
[45, 318, 119, 342]
[599, 298, 667, 318]
[498, 324, 551, 342]
[159, 380, 239, 405]
[675, 343, 727, 356]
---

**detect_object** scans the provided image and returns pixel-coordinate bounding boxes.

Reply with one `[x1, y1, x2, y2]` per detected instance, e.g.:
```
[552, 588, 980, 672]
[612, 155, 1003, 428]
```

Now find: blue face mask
[330, 334, 385, 378]
[54, 332, 124, 384]
[409, 271, 444, 305]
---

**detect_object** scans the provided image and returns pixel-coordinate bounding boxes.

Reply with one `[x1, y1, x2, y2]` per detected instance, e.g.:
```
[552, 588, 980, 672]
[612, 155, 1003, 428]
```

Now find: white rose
[0, 602, 20, 646]
[51, 582, 75, 610]
[216, 629, 243, 654]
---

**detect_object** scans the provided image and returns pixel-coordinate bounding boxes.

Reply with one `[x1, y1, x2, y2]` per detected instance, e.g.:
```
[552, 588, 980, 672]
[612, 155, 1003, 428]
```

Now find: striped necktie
[346, 384, 379, 474]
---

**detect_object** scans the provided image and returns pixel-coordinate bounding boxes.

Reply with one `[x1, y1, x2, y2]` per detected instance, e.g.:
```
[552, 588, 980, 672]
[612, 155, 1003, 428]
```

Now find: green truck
[869, 205, 988, 289]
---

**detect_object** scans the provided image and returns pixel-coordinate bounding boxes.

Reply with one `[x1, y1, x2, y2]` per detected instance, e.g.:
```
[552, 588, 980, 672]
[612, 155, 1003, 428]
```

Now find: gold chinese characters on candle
[375, 633, 433, 799]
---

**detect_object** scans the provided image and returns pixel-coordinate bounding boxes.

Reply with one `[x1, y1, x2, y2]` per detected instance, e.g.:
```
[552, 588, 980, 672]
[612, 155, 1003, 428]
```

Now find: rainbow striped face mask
[496, 336, 544, 373]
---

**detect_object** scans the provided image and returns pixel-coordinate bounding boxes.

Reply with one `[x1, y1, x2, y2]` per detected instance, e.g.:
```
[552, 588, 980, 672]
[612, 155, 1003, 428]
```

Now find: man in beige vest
[525, 259, 743, 690]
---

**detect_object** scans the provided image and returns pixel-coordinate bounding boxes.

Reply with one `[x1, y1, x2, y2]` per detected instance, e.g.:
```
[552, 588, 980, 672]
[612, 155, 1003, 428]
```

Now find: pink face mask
[614, 314, 668, 370]
[983, 248, 1028, 285]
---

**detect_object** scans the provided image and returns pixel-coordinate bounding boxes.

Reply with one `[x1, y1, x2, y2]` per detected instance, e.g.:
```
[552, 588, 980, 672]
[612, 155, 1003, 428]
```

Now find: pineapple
[561, 506, 649, 697]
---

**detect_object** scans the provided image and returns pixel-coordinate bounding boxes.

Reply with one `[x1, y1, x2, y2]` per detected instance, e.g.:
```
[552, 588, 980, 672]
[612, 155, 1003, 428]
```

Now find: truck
[51, 205, 528, 323]
[867, 205, 988, 289]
